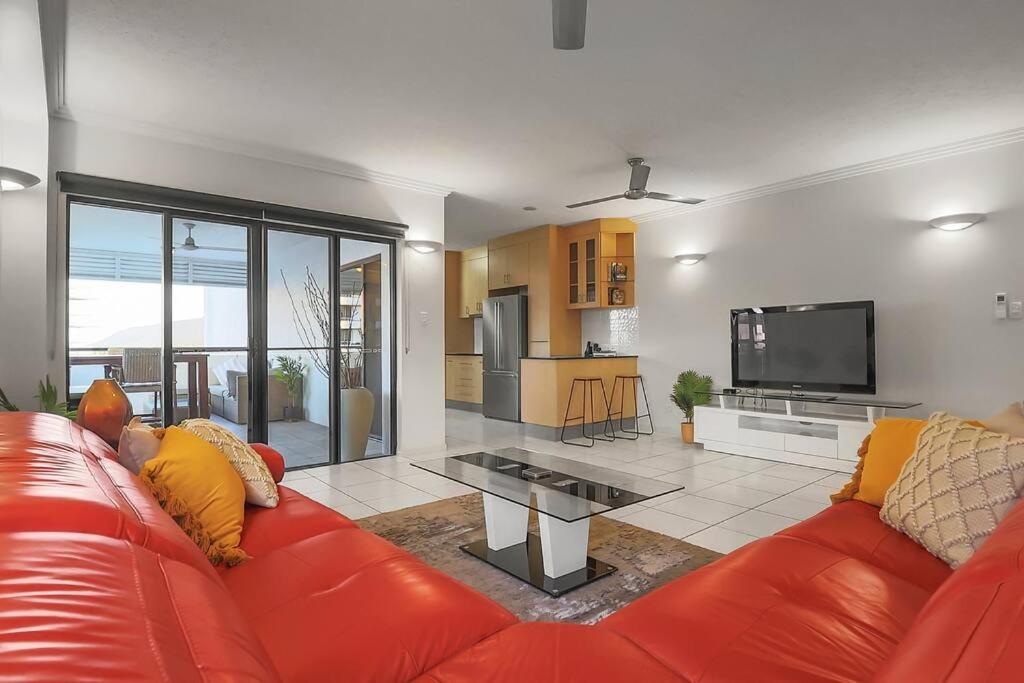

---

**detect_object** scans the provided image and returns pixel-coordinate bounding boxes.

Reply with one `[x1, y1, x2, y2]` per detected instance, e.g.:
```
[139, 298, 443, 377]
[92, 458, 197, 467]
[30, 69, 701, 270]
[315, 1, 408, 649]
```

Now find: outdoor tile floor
[280, 409, 849, 554]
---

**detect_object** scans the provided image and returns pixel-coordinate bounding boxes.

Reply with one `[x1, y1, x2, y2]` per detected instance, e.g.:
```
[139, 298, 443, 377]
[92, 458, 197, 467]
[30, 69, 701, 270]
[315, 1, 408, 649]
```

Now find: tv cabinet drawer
[694, 409, 737, 443]
[785, 433, 838, 458]
[737, 427, 785, 450]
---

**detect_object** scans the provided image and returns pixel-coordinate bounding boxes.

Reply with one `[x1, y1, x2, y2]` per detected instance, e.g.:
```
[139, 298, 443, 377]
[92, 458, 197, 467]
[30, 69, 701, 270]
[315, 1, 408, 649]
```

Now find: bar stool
[609, 374, 654, 440]
[560, 377, 615, 448]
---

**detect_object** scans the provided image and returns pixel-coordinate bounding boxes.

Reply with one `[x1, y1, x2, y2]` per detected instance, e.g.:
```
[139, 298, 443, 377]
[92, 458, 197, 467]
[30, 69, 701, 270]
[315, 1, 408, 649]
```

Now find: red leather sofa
[1, 413, 1021, 681]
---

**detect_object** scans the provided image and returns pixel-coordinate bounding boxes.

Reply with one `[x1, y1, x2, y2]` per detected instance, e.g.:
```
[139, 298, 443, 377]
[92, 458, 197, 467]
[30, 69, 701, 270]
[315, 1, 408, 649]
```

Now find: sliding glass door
[67, 197, 397, 468]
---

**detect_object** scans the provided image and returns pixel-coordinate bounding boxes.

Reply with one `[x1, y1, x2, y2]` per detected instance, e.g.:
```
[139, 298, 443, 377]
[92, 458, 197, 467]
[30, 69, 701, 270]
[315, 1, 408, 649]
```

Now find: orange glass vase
[77, 379, 133, 447]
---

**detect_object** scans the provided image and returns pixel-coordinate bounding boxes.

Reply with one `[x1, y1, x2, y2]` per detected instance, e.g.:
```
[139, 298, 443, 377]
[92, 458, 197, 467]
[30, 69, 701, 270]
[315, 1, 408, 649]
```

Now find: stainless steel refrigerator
[482, 293, 528, 421]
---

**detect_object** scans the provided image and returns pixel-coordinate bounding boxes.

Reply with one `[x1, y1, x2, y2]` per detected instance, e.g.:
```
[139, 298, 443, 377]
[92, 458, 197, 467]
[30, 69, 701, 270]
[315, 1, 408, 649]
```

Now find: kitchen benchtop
[523, 355, 638, 360]
[445, 352, 482, 356]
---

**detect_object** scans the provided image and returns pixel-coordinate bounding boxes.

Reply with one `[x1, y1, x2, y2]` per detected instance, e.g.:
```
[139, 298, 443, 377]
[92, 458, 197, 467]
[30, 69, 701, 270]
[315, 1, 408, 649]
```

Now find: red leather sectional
[1, 412, 1022, 681]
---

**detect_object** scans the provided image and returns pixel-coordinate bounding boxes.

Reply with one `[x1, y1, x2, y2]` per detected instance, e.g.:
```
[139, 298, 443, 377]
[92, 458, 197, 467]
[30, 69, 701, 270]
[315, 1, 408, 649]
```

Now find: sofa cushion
[237, 485, 357, 557]
[222, 527, 517, 682]
[0, 413, 216, 577]
[876, 499, 1024, 681]
[881, 412, 1024, 568]
[601, 534, 934, 682]
[779, 500, 952, 592]
[415, 622, 681, 682]
[0, 532, 279, 682]
[180, 418, 280, 508]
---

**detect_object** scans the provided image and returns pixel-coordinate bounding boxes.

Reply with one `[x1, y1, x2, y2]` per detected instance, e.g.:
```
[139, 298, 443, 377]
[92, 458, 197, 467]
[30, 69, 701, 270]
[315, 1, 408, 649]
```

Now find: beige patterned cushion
[880, 412, 1024, 568]
[180, 418, 279, 508]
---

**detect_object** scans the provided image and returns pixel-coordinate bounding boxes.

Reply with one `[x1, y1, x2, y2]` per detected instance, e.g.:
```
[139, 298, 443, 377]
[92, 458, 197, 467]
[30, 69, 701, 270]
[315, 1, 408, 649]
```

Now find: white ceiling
[57, 0, 1024, 247]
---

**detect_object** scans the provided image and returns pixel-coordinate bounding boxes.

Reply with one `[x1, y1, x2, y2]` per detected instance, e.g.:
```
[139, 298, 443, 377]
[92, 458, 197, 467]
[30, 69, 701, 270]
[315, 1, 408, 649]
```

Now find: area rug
[359, 493, 722, 624]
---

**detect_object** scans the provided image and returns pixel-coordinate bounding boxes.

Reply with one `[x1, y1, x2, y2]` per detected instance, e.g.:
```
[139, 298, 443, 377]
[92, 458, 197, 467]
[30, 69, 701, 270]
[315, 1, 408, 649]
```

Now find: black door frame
[63, 191, 400, 466]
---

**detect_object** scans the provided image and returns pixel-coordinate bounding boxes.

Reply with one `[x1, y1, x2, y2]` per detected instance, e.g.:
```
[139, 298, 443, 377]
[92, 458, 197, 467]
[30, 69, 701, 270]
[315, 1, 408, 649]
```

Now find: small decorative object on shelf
[77, 379, 133, 447]
[609, 262, 628, 281]
[609, 287, 626, 305]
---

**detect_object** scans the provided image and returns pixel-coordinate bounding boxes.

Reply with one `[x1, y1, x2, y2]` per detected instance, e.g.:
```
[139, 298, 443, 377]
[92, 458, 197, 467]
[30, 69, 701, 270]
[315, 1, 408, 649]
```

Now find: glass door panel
[339, 238, 394, 459]
[67, 202, 165, 420]
[170, 218, 249, 436]
[266, 230, 332, 467]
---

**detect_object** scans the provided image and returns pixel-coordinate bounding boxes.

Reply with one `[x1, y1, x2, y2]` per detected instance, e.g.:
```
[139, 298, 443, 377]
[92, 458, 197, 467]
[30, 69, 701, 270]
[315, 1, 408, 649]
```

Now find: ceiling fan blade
[566, 194, 623, 209]
[645, 192, 705, 205]
[199, 245, 248, 253]
[552, 0, 587, 50]
[629, 162, 651, 191]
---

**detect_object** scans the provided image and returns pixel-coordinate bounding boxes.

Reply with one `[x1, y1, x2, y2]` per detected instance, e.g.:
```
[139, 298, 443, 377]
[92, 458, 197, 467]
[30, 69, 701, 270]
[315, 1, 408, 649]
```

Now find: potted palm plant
[670, 370, 713, 444]
[272, 355, 306, 422]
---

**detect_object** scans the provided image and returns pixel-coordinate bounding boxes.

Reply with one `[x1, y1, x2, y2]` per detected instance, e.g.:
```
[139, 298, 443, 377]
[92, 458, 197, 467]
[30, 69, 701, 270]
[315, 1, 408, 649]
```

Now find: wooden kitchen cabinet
[488, 242, 529, 288]
[445, 355, 483, 404]
[562, 218, 636, 310]
[459, 246, 487, 318]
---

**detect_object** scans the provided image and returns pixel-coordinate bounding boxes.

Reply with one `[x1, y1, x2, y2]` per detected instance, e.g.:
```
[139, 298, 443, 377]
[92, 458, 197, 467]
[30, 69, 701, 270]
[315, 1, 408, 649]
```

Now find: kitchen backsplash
[580, 307, 639, 355]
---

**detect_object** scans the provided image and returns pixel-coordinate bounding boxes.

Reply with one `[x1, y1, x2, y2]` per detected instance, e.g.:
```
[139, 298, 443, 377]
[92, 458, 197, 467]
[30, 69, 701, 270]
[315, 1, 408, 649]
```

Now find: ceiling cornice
[49, 110, 456, 198]
[632, 125, 1024, 223]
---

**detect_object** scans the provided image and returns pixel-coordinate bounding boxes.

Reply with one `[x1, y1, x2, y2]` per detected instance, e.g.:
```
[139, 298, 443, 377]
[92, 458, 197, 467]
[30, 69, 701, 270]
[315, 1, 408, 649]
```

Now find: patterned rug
[359, 493, 722, 624]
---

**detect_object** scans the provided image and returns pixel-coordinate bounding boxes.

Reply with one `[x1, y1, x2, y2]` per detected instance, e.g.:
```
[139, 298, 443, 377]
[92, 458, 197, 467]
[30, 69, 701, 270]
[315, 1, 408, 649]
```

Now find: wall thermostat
[996, 293, 1008, 319]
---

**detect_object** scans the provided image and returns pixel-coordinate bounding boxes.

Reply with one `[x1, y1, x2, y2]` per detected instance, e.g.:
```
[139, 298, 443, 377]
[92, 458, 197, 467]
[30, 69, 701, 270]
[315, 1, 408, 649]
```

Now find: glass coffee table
[412, 447, 683, 596]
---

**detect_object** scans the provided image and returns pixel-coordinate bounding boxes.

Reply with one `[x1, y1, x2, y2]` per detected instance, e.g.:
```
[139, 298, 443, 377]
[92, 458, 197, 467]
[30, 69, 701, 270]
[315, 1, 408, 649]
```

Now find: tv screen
[731, 301, 875, 394]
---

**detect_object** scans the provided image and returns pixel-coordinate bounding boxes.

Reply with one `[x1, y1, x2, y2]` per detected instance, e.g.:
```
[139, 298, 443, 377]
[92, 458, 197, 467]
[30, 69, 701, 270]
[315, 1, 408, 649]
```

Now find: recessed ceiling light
[674, 253, 706, 265]
[406, 240, 443, 254]
[0, 166, 41, 192]
[522, 206, 537, 211]
[928, 213, 985, 231]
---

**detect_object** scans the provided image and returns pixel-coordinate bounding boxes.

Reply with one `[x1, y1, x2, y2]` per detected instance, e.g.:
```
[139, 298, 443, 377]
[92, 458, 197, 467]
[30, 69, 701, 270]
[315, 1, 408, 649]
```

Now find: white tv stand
[693, 393, 920, 473]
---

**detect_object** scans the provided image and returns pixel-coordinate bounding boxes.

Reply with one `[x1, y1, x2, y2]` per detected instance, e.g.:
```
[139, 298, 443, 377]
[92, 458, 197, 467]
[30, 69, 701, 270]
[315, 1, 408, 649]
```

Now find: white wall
[48, 118, 446, 453]
[626, 141, 1024, 431]
[0, 0, 50, 410]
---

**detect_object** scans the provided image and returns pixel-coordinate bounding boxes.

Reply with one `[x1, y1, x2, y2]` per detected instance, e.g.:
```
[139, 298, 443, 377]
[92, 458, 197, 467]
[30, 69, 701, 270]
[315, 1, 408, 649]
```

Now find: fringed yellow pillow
[179, 418, 279, 508]
[140, 426, 249, 566]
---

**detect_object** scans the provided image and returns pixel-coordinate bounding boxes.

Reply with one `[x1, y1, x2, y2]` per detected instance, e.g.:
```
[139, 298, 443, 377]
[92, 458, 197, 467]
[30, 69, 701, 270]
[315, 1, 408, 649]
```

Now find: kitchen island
[520, 355, 639, 436]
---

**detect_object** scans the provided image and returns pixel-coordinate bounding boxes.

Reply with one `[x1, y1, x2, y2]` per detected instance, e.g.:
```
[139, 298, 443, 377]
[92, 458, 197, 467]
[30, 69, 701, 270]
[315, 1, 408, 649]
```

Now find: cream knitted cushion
[180, 418, 280, 508]
[880, 412, 1024, 568]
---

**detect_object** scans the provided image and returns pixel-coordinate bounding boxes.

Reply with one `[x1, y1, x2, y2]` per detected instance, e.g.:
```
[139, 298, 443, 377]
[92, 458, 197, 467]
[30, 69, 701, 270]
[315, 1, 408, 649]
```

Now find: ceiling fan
[566, 158, 705, 209]
[552, 0, 588, 50]
[175, 222, 246, 253]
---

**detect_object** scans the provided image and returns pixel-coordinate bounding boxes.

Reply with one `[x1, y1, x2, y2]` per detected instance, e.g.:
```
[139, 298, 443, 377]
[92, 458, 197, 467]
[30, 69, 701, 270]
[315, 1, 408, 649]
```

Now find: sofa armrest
[249, 443, 285, 482]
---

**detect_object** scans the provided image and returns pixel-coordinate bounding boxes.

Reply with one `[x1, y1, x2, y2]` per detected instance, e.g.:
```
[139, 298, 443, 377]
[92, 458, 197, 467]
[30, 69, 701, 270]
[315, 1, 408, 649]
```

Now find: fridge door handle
[495, 301, 503, 371]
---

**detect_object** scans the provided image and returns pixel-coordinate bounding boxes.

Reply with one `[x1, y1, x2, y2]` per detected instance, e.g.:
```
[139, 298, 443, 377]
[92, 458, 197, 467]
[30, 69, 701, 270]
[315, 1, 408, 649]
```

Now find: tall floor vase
[77, 379, 133, 447]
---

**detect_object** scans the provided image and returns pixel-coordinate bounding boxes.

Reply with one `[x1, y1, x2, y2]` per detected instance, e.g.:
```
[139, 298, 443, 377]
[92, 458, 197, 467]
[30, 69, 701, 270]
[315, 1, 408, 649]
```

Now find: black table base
[460, 534, 617, 597]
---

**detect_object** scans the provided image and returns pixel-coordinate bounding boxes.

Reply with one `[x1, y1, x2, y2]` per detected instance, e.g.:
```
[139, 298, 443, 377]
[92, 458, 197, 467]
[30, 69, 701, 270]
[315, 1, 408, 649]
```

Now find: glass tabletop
[411, 447, 683, 523]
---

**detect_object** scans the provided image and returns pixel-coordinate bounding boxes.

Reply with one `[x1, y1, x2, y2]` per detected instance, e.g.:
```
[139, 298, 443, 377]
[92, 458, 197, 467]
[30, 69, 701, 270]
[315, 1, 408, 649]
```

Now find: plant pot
[680, 421, 695, 444]
[283, 405, 303, 422]
[340, 387, 375, 460]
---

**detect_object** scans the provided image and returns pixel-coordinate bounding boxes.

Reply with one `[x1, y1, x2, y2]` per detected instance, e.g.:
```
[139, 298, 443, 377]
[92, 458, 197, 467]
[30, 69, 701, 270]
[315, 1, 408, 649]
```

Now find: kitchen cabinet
[445, 355, 483, 404]
[562, 218, 636, 310]
[488, 242, 529, 289]
[459, 246, 487, 318]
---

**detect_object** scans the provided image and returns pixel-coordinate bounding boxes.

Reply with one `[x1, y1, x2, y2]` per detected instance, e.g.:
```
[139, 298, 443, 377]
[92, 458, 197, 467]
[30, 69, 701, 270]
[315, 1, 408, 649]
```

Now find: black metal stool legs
[609, 375, 655, 440]
[560, 377, 616, 448]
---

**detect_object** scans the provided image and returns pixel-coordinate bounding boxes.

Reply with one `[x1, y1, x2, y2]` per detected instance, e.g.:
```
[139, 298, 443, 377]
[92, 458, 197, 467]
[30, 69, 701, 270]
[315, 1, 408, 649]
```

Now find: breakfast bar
[519, 356, 639, 434]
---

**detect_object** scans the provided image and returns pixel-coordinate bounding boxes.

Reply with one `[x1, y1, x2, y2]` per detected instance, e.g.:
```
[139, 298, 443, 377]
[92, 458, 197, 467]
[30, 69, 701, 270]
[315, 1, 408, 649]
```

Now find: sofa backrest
[0, 412, 215, 578]
[0, 532, 280, 682]
[876, 499, 1024, 681]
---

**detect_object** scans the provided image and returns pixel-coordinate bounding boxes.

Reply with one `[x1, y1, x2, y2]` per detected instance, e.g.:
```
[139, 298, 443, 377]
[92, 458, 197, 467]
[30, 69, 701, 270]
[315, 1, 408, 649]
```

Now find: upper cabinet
[561, 218, 636, 310]
[459, 246, 488, 318]
[488, 242, 529, 288]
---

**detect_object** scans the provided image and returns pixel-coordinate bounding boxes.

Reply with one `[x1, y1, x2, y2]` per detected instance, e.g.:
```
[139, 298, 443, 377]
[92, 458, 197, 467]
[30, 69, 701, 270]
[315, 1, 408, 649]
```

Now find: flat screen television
[731, 301, 875, 394]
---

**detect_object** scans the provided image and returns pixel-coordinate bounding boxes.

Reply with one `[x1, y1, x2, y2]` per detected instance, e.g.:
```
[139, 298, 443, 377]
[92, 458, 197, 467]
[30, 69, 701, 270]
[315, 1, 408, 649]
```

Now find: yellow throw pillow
[179, 418, 279, 508]
[854, 418, 927, 506]
[139, 426, 248, 566]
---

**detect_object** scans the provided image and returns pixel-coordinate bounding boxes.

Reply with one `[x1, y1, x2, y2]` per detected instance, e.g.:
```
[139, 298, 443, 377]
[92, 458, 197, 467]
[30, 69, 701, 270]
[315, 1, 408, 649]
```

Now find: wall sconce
[406, 240, 443, 254]
[0, 166, 41, 192]
[928, 213, 985, 231]
[674, 253, 706, 265]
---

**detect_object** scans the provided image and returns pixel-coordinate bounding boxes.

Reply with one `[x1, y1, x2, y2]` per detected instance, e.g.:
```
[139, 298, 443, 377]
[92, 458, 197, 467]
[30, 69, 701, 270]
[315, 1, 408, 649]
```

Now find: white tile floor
[284, 409, 847, 555]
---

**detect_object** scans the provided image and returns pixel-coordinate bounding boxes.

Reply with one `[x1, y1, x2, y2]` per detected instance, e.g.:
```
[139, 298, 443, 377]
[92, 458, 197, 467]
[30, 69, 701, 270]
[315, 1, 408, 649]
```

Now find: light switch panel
[1010, 300, 1023, 319]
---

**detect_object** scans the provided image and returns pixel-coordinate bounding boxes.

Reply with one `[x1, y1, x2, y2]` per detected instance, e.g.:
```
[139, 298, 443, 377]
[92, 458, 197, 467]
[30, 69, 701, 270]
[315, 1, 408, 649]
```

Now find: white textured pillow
[179, 418, 280, 508]
[117, 417, 162, 474]
[881, 412, 1024, 567]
